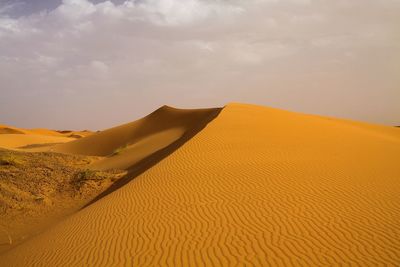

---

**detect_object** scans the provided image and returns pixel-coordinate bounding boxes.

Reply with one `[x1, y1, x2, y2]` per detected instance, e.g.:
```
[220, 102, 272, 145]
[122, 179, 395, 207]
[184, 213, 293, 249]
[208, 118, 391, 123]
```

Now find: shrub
[112, 144, 128, 156]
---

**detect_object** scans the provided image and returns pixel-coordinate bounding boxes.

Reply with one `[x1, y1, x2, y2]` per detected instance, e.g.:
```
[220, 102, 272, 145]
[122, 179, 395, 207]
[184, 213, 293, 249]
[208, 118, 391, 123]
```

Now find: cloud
[56, 0, 96, 20]
[90, 60, 109, 73]
[0, 0, 399, 129]
[0, 17, 20, 34]
[131, 0, 244, 26]
[0, 1, 24, 15]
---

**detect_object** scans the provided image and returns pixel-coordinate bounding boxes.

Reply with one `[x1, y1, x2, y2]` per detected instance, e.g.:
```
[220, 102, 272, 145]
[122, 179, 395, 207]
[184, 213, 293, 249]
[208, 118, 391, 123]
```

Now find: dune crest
[53, 105, 222, 171]
[0, 127, 25, 135]
[1, 103, 399, 266]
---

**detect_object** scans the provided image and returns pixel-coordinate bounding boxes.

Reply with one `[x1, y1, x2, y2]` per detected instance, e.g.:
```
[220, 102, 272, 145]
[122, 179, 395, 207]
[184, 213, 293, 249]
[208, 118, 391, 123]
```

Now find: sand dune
[0, 124, 92, 138]
[0, 127, 25, 135]
[0, 134, 74, 150]
[0, 125, 30, 135]
[0, 124, 92, 150]
[1, 103, 399, 266]
[53, 105, 221, 170]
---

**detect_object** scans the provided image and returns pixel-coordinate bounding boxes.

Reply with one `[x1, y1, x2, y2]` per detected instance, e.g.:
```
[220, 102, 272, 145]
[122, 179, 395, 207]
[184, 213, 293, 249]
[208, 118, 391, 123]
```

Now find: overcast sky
[0, 0, 399, 130]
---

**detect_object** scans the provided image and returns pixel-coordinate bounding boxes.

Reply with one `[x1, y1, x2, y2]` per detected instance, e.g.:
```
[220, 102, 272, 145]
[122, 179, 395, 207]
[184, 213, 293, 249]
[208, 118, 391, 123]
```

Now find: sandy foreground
[0, 103, 399, 266]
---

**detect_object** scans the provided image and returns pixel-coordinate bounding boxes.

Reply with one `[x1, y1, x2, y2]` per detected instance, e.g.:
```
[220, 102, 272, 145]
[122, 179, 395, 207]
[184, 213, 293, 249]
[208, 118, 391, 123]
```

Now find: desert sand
[0, 124, 92, 150]
[0, 148, 126, 254]
[53, 105, 221, 171]
[0, 103, 399, 266]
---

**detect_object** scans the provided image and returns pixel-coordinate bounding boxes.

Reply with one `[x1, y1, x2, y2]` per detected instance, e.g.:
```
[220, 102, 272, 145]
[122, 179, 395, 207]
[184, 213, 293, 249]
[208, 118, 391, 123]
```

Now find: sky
[0, 0, 399, 130]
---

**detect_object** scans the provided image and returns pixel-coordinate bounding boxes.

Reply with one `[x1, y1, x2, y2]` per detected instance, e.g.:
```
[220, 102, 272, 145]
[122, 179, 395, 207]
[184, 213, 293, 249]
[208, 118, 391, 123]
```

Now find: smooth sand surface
[0, 126, 25, 135]
[0, 125, 92, 150]
[0, 134, 74, 149]
[0, 125, 91, 137]
[1, 103, 399, 266]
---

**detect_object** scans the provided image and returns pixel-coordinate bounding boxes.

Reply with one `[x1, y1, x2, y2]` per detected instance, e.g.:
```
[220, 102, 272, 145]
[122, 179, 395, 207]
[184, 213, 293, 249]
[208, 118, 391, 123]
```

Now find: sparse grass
[33, 195, 45, 202]
[0, 154, 24, 167]
[112, 144, 129, 156]
[71, 169, 117, 189]
[0, 148, 126, 249]
[72, 168, 127, 190]
[72, 169, 97, 186]
[76, 169, 97, 180]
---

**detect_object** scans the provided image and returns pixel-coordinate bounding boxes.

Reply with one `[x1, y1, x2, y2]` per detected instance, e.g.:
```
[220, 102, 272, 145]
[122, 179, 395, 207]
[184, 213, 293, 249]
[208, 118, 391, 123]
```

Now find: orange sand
[53, 105, 221, 171]
[0, 125, 92, 150]
[0, 134, 74, 149]
[1, 103, 399, 266]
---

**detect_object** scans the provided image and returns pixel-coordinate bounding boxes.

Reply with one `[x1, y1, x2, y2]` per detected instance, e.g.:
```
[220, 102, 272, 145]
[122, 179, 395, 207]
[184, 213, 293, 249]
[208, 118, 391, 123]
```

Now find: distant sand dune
[0, 127, 25, 135]
[0, 134, 74, 149]
[0, 125, 92, 150]
[1, 103, 399, 266]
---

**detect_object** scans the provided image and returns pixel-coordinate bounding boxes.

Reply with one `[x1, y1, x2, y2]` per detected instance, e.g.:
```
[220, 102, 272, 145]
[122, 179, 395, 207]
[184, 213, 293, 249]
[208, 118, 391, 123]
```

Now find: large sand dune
[53, 105, 221, 170]
[1, 103, 399, 266]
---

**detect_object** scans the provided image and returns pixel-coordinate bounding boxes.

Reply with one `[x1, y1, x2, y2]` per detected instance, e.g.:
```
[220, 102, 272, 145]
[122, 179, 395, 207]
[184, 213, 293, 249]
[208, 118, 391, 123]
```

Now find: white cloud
[37, 54, 60, 67]
[55, 0, 96, 20]
[0, 17, 20, 34]
[90, 60, 109, 73]
[96, 1, 124, 18]
[191, 41, 215, 52]
[133, 0, 243, 26]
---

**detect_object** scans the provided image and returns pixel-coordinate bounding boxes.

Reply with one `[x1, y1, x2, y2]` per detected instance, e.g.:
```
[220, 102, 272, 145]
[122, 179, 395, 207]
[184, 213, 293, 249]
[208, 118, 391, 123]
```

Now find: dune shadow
[82, 108, 222, 209]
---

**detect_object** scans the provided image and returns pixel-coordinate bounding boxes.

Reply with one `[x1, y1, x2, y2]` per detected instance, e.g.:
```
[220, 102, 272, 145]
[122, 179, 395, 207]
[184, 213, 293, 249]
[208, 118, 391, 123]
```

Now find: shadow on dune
[82, 108, 222, 209]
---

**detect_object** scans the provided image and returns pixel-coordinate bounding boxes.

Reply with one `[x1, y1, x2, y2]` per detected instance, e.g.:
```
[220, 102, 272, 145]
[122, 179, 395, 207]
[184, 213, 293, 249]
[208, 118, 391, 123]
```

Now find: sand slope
[0, 124, 92, 150]
[0, 126, 25, 135]
[53, 105, 221, 170]
[1, 103, 400, 266]
[0, 134, 74, 149]
[0, 124, 92, 138]
[0, 149, 126, 253]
